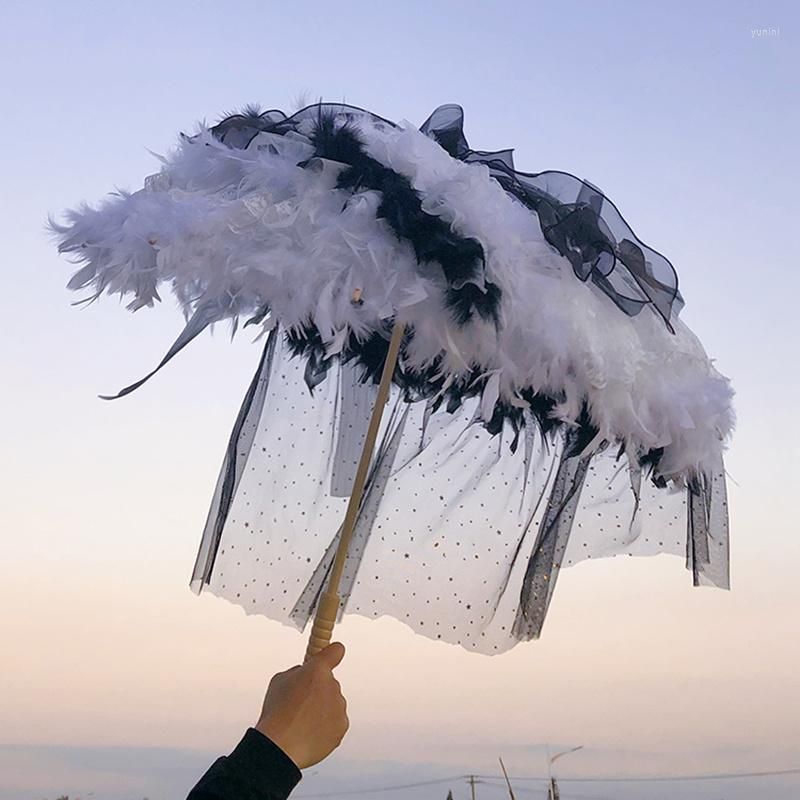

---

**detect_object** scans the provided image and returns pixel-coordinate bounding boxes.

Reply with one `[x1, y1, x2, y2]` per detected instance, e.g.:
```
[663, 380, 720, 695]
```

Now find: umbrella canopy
[52, 103, 734, 653]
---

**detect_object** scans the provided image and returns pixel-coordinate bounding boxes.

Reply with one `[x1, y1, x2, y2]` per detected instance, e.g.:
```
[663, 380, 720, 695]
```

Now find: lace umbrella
[52, 103, 734, 656]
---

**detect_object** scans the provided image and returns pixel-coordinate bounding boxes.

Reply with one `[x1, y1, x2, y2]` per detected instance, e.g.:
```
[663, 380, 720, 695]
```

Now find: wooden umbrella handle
[304, 319, 406, 662]
[305, 591, 342, 660]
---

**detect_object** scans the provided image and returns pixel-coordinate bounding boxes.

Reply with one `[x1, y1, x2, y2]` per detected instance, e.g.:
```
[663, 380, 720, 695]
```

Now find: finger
[313, 641, 345, 670]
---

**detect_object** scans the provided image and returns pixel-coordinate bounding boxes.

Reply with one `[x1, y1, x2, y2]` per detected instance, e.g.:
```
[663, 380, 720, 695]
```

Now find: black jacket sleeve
[187, 728, 302, 800]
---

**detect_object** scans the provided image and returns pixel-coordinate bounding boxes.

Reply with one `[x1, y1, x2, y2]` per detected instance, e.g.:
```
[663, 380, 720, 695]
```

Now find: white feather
[51, 111, 735, 481]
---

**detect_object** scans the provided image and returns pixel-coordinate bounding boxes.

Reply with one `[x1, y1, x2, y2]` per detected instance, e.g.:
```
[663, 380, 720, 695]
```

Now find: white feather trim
[51, 113, 734, 479]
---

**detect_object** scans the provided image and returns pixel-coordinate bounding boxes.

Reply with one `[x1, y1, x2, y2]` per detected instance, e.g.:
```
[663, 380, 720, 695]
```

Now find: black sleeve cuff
[225, 728, 302, 799]
[226, 728, 302, 797]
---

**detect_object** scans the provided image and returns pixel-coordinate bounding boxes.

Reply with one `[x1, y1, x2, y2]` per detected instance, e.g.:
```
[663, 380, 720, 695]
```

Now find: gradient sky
[1, 1, 798, 799]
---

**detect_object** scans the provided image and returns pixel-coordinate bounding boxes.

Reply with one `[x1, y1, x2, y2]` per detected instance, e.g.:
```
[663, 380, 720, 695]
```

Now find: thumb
[313, 641, 345, 670]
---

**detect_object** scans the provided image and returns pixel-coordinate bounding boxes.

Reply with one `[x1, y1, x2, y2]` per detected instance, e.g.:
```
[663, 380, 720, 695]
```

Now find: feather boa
[51, 104, 734, 481]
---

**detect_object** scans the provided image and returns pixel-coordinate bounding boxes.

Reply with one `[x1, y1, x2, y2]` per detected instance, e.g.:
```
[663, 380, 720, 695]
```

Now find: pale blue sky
[1, 1, 798, 799]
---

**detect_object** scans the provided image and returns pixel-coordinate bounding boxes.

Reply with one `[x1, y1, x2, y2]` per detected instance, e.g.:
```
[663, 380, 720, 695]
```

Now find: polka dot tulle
[191, 329, 729, 654]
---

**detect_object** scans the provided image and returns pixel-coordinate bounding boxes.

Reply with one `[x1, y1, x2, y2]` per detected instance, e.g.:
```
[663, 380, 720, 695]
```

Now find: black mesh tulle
[419, 104, 683, 330]
[191, 329, 729, 652]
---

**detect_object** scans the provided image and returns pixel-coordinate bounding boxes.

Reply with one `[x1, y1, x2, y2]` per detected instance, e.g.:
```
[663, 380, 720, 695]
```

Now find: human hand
[255, 642, 349, 770]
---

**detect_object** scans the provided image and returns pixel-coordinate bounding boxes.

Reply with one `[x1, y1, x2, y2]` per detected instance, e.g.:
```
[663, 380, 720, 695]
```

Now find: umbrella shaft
[305, 319, 406, 660]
